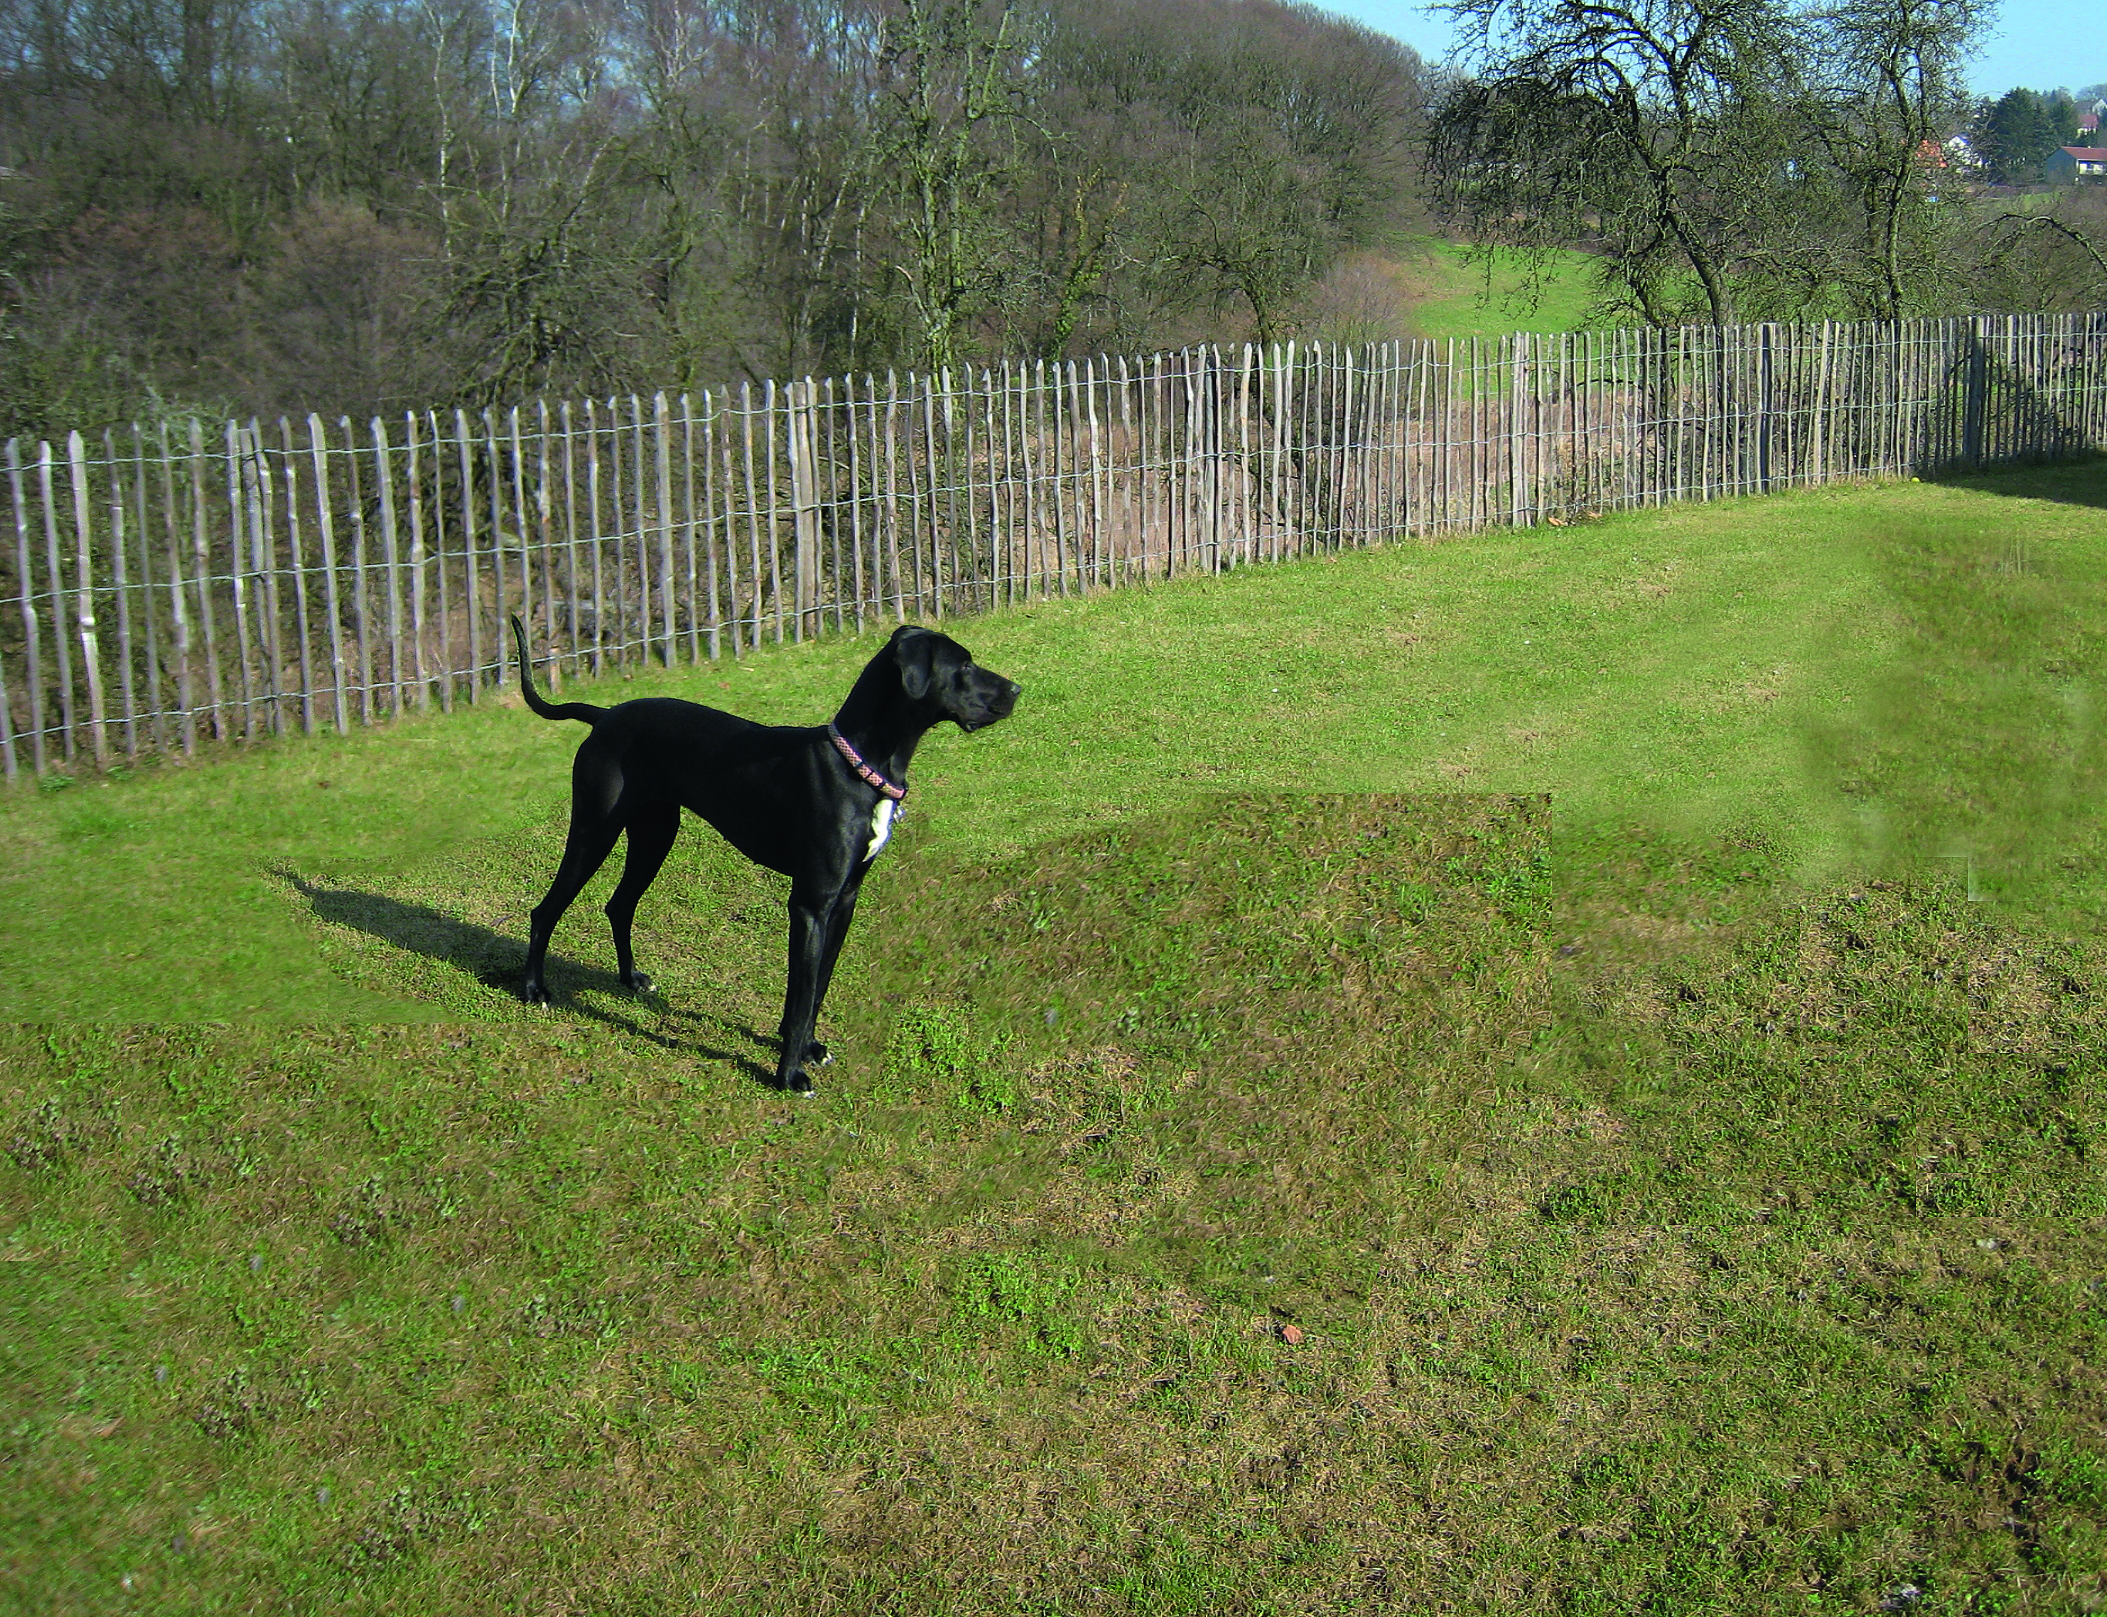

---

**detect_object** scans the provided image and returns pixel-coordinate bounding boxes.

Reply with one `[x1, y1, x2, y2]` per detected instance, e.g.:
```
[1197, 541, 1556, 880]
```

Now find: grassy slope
[1391, 237, 1601, 341]
[5, 463, 2107, 1613]
[10, 460, 2107, 1020]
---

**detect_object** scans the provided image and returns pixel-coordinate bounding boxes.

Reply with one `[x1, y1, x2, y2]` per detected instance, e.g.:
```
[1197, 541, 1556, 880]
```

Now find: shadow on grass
[1929, 453, 2107, 510]
[271, 866, 782, 1086]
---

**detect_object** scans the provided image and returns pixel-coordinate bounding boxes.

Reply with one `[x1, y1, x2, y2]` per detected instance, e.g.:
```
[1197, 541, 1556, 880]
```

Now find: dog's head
[889, 625, 1020, 732]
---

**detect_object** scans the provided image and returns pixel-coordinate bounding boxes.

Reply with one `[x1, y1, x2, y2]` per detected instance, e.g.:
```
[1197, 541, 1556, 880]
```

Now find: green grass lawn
[1392, 237, 1601, 341]
[5, 462, 2107, 1612]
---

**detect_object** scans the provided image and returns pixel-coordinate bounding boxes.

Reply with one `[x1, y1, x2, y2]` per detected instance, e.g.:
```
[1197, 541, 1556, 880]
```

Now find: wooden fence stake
[740, 382, 764, 645]
[483, 409, 511, 685]
[341, 417, 374, 722]
[223, 421, 261, 739]
[426, 411, 453, 711]
[371, 417, 405, 716]
[718, 388, 743, 657]
[681, 393, 702, 659]
[823, 379, 846, 634]
[66, 431, 110, 767]
[653, 391, 677, 661]
[6, 442, 43, 773]
[279, 419, 315, 733]
[245, 425, 286, 736]
[786, 381, 811, 641]
[699, 391, 723, 659]
[37, 444, 77, 758]
[153, 424, 192, 756]
[404, 413, 430, 709]
[103, 429, 138, 755]
[307, 415, 349, 735]
[535, 400, 557, 676]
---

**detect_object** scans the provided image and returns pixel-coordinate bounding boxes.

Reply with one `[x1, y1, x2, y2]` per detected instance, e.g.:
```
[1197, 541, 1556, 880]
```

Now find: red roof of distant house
[2084, 113, 2101, 130]
[2060, 146, 2107, 159]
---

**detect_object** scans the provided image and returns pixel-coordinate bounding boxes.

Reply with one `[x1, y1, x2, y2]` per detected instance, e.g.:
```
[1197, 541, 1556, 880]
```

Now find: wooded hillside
[0, 0, 1426, 436]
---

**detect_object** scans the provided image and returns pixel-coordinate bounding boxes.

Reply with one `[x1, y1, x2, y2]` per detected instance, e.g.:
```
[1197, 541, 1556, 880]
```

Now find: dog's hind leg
[604, 801, 679, 995]
[522, 774, 628, 1005]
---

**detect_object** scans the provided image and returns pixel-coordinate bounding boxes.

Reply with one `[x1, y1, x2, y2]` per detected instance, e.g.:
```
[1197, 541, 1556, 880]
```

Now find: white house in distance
[2049, 145, 2107, 182]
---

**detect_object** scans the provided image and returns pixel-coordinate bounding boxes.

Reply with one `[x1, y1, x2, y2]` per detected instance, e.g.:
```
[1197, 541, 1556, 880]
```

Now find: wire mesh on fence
[3, 311, 2103, 779]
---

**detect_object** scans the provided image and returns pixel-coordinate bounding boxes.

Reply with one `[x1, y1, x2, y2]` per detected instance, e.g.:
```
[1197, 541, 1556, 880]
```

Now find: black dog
[509, 616, 1019, 1093]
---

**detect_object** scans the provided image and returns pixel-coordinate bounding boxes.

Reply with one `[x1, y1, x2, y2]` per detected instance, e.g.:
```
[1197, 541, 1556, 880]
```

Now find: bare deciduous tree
[0, 0, 1429, 431]
[1431, 0, 1806, 327]
[1429, 0, 1989, 326]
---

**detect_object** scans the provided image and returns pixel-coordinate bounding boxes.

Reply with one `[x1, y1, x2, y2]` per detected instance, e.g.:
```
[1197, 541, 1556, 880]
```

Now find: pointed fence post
[67, 432, 110, 767]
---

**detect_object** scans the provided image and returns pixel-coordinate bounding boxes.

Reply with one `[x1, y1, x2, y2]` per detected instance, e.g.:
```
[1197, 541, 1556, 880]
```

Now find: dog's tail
[510, 616, 606, 725]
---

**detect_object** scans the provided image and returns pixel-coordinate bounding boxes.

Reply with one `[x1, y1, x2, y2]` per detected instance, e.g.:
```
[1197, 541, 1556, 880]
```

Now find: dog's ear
[892, 628, 937, 700]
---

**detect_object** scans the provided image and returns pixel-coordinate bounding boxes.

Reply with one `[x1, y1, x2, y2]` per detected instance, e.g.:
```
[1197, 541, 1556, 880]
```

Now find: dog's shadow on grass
[270, 866, 781, 1086]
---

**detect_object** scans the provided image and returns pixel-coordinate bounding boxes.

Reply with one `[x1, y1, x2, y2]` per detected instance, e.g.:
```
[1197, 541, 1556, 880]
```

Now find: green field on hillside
[5, 464, 2107, 1612]
[1396, 237, 1601, 341]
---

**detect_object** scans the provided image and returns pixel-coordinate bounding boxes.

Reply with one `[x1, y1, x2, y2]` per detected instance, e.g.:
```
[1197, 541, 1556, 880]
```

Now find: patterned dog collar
[826, 724, 908, 801]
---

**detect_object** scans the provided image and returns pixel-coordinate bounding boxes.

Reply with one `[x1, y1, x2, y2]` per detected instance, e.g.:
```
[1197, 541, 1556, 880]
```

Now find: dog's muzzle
[958, 680, 1021, 731]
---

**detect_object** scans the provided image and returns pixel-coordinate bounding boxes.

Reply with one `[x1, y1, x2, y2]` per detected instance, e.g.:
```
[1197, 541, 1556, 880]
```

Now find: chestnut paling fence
[3, 310, 2105, 779]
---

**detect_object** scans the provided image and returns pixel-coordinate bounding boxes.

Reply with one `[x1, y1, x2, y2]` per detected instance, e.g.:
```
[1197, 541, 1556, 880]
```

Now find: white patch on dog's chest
[864, 798, 897, 861]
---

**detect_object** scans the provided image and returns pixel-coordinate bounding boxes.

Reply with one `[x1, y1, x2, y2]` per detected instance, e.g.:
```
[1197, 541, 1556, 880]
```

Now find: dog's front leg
[801, 879, 866, 1069]
[775, 881, 838, 1094]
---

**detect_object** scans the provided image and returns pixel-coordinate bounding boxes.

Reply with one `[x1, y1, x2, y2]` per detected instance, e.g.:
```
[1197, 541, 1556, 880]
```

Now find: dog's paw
[521, 983, 553, 1008]
[622, 972, 656, 997]
[807, 1042, 833, 1068]
[782, 1069, 815, 1097]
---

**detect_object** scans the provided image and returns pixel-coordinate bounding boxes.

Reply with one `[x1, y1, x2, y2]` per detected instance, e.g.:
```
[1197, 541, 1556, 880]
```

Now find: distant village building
[2048, 145, 2107, 182]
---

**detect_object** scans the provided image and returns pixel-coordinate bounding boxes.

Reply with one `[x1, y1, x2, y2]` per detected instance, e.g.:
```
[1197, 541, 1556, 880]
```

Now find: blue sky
[1324, 1, 2097, 99]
